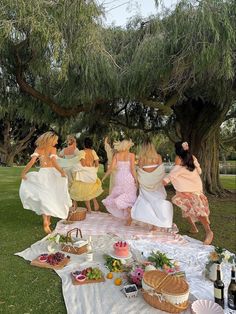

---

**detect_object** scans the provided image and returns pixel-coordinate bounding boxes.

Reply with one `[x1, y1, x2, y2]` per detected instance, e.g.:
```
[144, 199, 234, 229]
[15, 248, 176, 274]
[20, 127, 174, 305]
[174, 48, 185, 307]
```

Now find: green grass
[219, 175, 236, 190]
[0, 167, 235, 313]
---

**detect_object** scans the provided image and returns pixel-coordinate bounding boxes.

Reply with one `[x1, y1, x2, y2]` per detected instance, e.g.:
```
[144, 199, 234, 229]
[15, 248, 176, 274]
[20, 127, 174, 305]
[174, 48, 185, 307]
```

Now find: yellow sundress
[69, 150, 103, 201]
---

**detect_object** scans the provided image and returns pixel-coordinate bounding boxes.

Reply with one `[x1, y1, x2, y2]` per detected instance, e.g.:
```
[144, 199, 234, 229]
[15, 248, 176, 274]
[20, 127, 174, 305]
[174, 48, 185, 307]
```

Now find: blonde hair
[66, 135, 76, 145]
[113, 139, 134, 152]
[35, 131, 58, 148]
[139, 141, 159, 163]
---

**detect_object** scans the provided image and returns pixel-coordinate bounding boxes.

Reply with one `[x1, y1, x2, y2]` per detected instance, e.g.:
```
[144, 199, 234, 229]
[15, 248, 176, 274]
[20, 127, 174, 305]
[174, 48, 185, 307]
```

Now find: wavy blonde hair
[139, 140, 160, 164]
[66, 135, 76, 145]
[35, 131, 58, 148]
[113, 139, 134, 152]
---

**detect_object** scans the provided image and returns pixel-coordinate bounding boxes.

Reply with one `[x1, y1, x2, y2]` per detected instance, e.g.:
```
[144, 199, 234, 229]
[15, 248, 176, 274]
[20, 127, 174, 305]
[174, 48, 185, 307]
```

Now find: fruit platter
[71, 267, 105, 285]
[30, 252, 71, 269]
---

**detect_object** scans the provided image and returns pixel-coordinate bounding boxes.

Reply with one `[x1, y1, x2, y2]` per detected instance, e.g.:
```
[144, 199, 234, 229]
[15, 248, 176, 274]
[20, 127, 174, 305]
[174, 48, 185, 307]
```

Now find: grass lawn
[0, 167, 235, 313]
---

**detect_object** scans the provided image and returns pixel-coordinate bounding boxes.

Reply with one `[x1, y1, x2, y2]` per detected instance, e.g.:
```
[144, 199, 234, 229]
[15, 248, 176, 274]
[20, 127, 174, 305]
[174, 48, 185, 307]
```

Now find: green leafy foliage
[147, 250, 173, 269]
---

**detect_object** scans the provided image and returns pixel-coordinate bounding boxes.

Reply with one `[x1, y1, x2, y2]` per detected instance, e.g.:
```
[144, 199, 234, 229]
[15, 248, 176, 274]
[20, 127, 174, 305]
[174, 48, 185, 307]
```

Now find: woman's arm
[175, 156, 182, 165]
[102, 154, 117, 182]
[193, 155, 202, 175]
[21, 155, 38, 180]
[130, 153, 137, 184]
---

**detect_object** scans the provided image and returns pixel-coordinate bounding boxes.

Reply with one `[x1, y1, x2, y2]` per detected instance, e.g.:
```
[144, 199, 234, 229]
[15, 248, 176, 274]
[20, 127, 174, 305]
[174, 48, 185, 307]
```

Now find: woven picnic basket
[67, 207, 87, 221]
[61, 228, 88, 255]
[142, 270, 189, 313]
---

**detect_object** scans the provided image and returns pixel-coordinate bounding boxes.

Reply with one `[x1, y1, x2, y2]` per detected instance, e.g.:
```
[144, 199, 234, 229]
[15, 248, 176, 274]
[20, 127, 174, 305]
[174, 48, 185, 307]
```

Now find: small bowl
[38, 254, 48, 262]
[71, 270, 81, 277]
[191, 299, 224, 314]
[75, 274, 86, 282]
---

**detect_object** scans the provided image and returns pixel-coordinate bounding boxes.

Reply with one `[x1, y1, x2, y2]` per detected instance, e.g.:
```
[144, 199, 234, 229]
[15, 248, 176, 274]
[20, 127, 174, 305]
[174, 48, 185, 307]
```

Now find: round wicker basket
[67, 207, 87, 221]
[142, 270, 189, 313]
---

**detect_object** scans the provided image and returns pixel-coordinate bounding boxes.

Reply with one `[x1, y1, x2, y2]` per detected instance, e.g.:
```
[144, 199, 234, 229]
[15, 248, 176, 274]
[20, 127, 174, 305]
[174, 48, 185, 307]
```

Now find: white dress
[19, 153, 72, 219]
[131, 164, 173, 228]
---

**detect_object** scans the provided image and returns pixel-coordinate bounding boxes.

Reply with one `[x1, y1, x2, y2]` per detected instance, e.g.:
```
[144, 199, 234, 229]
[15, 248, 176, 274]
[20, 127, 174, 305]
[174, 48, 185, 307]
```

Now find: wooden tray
[71, 275, 105, 285]
[30, 257, 70, 270]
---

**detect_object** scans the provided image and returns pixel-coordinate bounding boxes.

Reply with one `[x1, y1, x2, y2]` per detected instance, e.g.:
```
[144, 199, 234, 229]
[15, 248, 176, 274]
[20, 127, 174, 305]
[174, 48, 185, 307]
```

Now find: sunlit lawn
[0, 167, 235, 313]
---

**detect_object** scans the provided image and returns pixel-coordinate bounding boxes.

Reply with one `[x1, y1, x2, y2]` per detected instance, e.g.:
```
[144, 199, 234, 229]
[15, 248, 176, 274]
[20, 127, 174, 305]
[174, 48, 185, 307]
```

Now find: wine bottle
[214, 264, 224, 308]
[228, 265, 236, 310]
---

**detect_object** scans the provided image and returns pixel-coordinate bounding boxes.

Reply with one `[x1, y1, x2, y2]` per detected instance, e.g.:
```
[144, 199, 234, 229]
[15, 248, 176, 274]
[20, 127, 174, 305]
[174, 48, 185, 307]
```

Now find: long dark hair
[175, 141, 195, 172]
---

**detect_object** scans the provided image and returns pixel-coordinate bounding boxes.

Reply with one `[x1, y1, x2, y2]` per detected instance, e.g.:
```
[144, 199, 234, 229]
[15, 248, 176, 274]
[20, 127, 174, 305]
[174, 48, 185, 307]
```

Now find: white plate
[108, 251, 132, 260]
[191, 299, 224, 314]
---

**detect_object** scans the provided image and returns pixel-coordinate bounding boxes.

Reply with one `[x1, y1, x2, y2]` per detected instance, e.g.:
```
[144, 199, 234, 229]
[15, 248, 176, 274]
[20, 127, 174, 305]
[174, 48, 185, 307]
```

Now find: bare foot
[94, 205, 100, 212]
[43, 224, 52, 234]
[203, 230, 214, 245]
[189, 227, 199, 234]
[125, 218, 132, 226]
[150, 226, 160, 232]
[87, 209, 92, 214]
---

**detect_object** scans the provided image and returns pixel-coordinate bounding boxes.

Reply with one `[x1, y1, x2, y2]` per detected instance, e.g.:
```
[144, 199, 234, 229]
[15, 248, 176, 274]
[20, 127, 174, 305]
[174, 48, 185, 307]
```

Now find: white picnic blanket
[15, 215, 234, 314]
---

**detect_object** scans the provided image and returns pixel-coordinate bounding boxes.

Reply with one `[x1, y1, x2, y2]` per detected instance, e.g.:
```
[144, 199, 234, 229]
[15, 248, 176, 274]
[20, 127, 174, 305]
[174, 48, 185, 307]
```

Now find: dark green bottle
[214, 264, 224, 309]
[228, 265, 236, 310]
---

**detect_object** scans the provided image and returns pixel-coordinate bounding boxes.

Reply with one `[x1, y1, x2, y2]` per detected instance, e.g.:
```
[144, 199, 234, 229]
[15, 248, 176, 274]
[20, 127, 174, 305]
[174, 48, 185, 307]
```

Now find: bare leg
[93, 198, 100, 211]
[43, 215, 51, 234]
[47, 215, 51, 226]
[186, 216, 199, 233]
[150, 225, 161, 232]
[198, 216, 213, 245]
[85, 201, 92, 213]
[72, 200, 77, 209]
[125, 207, 132, 226]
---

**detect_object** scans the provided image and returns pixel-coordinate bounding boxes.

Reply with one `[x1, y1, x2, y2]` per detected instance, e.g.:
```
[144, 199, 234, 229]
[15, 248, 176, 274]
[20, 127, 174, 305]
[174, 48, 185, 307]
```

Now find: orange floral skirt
[172, 192, 210, 223]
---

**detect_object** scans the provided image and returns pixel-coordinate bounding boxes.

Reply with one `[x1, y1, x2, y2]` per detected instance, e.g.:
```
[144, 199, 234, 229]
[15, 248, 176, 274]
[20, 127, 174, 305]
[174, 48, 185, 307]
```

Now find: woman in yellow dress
[70, 137, 103, 212]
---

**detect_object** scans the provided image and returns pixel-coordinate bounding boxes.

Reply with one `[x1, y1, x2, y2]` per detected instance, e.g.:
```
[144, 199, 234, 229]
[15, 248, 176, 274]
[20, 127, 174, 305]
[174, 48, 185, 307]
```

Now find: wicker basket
[61, 228, 88, 255]
[67, 207, 87, 221]
[142, 270, 189, 313]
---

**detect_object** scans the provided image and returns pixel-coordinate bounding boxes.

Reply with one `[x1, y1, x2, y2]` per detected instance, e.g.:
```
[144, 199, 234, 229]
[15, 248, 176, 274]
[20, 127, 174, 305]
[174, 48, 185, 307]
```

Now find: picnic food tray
[31, 255, 70, 270]
[71, 275, 105, 286]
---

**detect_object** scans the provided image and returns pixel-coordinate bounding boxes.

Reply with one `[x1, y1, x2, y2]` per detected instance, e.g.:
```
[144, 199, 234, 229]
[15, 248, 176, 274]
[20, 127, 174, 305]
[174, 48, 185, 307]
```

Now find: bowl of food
[75, 274, 86, 282]
[38, 254, 48, 263]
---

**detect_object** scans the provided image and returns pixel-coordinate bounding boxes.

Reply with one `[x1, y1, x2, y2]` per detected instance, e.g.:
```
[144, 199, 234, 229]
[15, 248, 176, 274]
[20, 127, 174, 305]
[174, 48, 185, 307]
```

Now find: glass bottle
[214, 264, 224, 308]
[228, 265, 236, 310]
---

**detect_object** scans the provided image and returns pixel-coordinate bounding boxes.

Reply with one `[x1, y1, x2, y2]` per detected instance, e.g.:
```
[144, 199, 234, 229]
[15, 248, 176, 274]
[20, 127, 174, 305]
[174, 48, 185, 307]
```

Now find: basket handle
[66, 228, 83, 240]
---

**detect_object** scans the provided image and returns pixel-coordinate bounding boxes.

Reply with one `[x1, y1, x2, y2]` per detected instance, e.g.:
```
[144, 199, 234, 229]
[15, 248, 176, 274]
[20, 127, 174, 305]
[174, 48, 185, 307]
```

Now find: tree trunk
[173, 98, 230, 195]
[5, 153, 16, 167]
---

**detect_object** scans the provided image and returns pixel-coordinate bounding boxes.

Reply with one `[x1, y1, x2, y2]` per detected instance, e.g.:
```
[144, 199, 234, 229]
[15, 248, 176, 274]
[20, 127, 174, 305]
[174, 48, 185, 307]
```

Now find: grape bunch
[46, 252, 70, 265]
[81, 267, 102, 280]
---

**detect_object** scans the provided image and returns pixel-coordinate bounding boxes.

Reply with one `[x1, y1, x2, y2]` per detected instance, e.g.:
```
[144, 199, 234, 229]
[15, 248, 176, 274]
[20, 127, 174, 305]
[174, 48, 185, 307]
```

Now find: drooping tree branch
[13, 40, 107, 117]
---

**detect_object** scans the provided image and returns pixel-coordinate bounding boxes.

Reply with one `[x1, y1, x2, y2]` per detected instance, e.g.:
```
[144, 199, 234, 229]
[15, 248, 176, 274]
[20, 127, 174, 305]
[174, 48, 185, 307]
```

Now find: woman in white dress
[131, 139, 173, 231]
[59, 135, 80, 186]
[19, 132, 72, 234]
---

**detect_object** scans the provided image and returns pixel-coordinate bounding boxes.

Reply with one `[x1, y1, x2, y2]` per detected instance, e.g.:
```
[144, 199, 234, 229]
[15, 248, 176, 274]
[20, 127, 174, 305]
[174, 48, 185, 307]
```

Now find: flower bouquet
[147, 251, 180, 274]
[124, 262, 146, 287]
[205, 246, 235, 281]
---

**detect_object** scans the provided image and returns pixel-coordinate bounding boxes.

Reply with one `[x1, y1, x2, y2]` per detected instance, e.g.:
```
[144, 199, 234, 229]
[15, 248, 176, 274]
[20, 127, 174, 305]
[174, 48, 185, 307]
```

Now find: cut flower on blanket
[147, 250, 180, 273]
[124, 262, 147, 287]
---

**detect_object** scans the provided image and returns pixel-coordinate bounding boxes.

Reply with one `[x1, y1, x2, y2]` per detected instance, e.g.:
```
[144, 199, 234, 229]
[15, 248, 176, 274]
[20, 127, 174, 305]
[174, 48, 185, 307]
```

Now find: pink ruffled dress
[102, 159, 137, 219]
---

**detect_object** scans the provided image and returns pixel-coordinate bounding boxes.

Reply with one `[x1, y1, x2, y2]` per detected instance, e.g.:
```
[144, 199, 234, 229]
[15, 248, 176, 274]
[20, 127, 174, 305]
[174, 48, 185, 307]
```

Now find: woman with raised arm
[20, 131, 71, 234]
[102, 139, 137, 226]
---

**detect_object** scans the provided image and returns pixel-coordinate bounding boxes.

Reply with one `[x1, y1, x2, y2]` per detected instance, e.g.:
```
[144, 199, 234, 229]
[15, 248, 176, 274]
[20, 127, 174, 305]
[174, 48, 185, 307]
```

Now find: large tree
[120, 0, 236, 194]
[1, 0, 236, 194]
[0, 0, 117, 116]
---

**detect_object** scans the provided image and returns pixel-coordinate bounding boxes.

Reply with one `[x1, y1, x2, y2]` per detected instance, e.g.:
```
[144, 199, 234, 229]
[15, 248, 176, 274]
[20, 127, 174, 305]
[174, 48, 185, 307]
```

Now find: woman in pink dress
[102, 139, 137, 225]
[163, 141, 213, 245]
